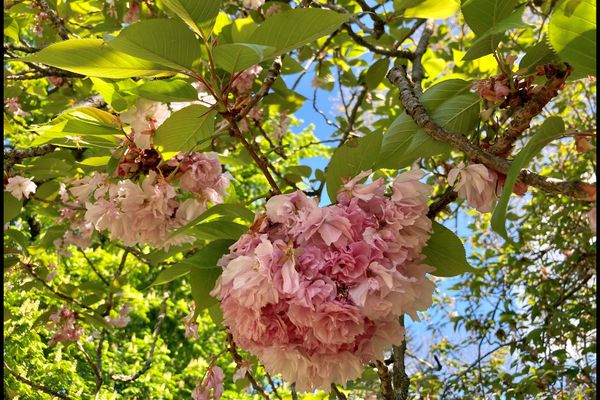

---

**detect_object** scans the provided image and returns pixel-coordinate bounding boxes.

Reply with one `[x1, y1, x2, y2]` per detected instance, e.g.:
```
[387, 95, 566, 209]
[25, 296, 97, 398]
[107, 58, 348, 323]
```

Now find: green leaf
[189, 221, 248, 241]
[326, 131, 383, 201]
[365, 59, 390, 90]
[128, 79, 199, 103]
[108, 19, 202, 71]
[170, 203, 254, 239]
[153, 104, 216, 159]
[23, 152, 75, 180]
[423, 222, 474, 277]
[16, 39, 171, 78]
[38, 225, 67, 248]
[151, 263, 192, 286]
[399, 0, 459, 19]
[79, 156, 111, 167]
[548, 0, 596, 77]
[161, 0, 220, 38]
[189, 239, 235, 314]
[287, 165, 312, 178]
[35, 181, 60, 200]
[378, 79, 478, 169]
[213, 43, 274, 73]
[207, 304, 223, 324]
[4, 192, 23, 224]
[248, 9, 350, 57]
[462, 4, 527, 60]
[491, 116, 565, 240]
[162, 0, 221, 38]
[4, 228, 28, 250]
[461, 0, 518, 36]
[518, 39, 561, 74]
[31, 107, 122, 148]
[90, 77, 134, 112]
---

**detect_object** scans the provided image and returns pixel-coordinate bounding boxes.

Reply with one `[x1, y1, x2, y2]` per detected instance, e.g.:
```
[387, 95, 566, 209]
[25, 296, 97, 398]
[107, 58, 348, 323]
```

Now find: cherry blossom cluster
[55, 152, 229, 250]
[46, 307, 83, 345]
[192, 365, 224, 400]
[211, 169, 436, 390]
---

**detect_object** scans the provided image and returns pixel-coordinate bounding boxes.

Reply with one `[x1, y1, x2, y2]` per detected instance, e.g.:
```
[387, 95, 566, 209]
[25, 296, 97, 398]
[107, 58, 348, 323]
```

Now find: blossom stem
[223, 114, 281, 194]
[226, 332, 271, 400]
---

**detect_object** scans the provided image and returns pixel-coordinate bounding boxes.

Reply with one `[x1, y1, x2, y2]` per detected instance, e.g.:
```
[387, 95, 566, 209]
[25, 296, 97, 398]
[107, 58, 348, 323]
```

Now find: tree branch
[235, 58, 282, 121]
[344, 23, 414, 60]
[391, 316, 410, 400]
[373, 360, 394, 400]
[4, 145, 57, 171]
[331, 383, 347, 400]
[21, 263, 94, 311]
[341, 85, 369, 143]
[4, 361, 73, 400]
[427, 188, 458, 219]
[78, 249, 110, 287]
[386, 65, 594, 200]
[411, 19, 434, 94]
[489, 66, 572, 156]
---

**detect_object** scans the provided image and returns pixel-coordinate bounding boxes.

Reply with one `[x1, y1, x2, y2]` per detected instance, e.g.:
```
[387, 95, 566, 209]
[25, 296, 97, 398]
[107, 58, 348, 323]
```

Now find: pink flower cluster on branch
[192, 365, 224, 400]
[46, 307, 83, 345]
[211, 169, 436, 390]
[56, 152, 229, 250]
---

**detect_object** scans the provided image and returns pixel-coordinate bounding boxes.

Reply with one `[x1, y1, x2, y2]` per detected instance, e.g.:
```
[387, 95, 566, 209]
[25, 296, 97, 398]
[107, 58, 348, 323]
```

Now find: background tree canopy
[3, 0, 596, 399]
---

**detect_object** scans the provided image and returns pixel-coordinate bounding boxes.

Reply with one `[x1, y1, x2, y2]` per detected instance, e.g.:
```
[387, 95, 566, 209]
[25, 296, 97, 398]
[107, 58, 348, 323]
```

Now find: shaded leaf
[423, 222, 474, 277]
[491, 117, 565, 240]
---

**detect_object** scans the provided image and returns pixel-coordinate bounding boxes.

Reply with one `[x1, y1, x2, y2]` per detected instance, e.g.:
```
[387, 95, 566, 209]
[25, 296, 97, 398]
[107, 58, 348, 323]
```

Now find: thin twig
[341, 85, 368, 143]
[21, 263, 94, 311]
[265, 371, 283, 400]
[111, 287, 169, 382]
[32, 0, 70, 40]
[236, 58, 282, 121]
[331, 383, 348, 400]
[78, 249, 110, 286]
[227, 333, 271, 400]
[76, 342, 102, 399]
[223, 114, 281, 194]
[344, 23, 414, 60]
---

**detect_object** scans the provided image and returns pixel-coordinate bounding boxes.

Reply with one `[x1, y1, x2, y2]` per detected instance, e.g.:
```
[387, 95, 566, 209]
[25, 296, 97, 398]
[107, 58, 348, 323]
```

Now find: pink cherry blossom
[231, 65, 263, 94]
[5, 175, 37, 200]
[211, 169, 435, 390]
[184, 303, 199, 339]
[119, 99, 170, 150]
[47, 307, 84, 345]
[243, 0, 265, 9]
[107, 303, 131, 328]
[192, 365, 224, 400]
[447, 162, 500, 213]
[588, 207, 596, 234]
